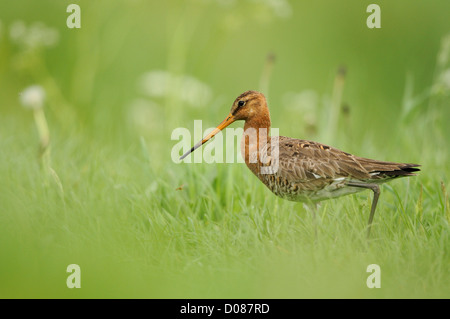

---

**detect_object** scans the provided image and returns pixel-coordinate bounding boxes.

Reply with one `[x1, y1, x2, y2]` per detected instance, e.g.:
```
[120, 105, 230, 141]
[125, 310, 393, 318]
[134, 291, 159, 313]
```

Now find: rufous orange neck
[243, 111, 271, 133]
[241, 109, 271, 172]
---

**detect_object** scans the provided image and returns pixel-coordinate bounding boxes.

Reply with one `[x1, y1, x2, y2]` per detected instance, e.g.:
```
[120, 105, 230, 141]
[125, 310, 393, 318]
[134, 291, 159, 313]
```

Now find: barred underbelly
[261, 174, 365, 202]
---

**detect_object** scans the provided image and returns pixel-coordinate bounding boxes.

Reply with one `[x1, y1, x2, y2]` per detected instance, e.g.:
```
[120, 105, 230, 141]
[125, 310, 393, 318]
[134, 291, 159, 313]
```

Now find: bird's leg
[346, 182, 381, 239]
[303, 201, 319, 241]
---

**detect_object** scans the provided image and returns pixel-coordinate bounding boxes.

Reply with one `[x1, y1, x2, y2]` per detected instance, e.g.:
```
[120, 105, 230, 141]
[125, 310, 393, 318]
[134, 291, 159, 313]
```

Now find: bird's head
[229, 90, 267, 121]
[179, 90, 268, 160]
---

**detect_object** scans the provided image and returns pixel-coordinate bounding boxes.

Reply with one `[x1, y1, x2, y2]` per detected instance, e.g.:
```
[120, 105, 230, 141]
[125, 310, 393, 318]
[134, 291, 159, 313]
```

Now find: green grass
[0, 0, 449, 299]
[1, 114, 448, 298]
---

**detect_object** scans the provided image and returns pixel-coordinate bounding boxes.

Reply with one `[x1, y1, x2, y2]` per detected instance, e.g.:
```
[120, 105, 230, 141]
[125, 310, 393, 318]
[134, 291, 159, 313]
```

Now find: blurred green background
[0, 0, 449, 298]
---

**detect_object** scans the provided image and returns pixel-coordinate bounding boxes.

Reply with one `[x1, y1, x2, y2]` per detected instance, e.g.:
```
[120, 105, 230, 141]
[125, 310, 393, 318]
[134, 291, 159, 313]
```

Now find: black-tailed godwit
[180, 91, 420, 238]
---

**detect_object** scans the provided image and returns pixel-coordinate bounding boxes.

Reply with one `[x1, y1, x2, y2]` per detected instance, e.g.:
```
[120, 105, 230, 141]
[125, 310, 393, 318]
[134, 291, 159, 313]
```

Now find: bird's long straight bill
[179, 113, 235, 160]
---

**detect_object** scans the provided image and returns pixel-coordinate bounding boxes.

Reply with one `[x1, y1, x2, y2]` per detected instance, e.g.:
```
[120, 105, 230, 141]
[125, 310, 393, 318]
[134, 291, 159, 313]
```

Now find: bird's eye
[238, 100, 245, 107]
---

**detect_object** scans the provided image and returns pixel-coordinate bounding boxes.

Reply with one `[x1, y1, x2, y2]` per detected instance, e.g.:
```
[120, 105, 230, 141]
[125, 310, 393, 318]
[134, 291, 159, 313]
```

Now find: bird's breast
[259, 174, 365, 202]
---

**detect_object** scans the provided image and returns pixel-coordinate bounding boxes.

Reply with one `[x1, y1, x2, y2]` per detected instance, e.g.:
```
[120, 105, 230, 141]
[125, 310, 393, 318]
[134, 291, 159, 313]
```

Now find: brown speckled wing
[263, 136, 420, 184]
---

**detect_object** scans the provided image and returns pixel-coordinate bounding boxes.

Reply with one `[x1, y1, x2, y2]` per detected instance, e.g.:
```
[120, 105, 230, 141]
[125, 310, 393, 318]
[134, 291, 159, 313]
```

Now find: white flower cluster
[19, 85, 46, 110]
[139, 70, 213, 108]
[9, 20, 59, 49]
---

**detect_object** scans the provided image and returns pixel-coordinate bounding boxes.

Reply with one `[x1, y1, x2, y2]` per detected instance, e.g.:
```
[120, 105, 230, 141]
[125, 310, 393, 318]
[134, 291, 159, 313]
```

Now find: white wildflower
[138, 70, 213, 107]
[9, 20, 59, 49]
[25, 22, 59, 48]
[40, 27, 59, 47]
[19, 85, 46, 110]
[179, 75, 213, 107]
[139, 70, 170, 97]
